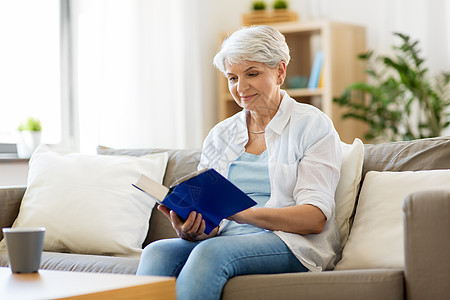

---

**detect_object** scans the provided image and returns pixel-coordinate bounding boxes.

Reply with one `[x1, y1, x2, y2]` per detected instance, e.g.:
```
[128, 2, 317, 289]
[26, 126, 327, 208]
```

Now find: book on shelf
[318, 64, 324, 88]
[307, 51, 324, 89]
[133, 168, 257, 234]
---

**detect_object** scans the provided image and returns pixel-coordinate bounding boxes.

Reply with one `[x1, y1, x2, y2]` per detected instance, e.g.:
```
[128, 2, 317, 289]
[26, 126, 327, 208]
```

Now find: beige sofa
[1, 137, 449, 300]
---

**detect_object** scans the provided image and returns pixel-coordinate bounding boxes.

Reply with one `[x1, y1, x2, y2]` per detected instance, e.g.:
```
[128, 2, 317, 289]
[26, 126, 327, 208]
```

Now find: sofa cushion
[0, 186, 25, 241]
[362, 136, 450, 178]
[0, 250, 138, 274]
[0, 145, 168, 257]
[335, 169, 450, 270]
[335, 139, 364, 247]
[222, 269, 404, 300]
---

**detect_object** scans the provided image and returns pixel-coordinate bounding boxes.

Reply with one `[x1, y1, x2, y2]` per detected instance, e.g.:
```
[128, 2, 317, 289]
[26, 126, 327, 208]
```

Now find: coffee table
[0, 267, 175, 299]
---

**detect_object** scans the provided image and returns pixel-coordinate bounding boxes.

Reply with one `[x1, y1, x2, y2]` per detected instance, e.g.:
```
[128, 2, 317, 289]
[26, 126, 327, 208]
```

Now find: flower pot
[17, 131, 41, 158]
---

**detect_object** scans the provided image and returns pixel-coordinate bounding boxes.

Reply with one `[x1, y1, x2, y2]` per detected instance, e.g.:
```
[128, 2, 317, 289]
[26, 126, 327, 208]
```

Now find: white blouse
[198, 91, 342, 271]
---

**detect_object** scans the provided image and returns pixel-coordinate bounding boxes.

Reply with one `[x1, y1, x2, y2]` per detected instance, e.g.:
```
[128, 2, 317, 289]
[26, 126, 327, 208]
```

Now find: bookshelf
[217, 20, 368, 143]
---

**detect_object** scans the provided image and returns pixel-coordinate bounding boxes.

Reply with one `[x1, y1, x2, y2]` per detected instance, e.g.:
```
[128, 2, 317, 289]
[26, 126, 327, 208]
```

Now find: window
[0, 0, 61, 145]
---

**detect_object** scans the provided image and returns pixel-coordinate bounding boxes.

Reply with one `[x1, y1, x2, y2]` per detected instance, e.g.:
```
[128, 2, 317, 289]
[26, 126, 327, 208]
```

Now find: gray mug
[2, 227, 46, 273]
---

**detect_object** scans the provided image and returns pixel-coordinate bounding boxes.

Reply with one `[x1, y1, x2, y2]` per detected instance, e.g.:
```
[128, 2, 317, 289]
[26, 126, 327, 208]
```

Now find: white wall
[195, 0, 252, 141]
[0, 161, 28, 186]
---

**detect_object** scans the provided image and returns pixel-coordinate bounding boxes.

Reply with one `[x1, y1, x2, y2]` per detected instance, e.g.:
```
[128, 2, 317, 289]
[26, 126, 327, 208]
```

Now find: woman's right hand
[157, 205, 219, 241]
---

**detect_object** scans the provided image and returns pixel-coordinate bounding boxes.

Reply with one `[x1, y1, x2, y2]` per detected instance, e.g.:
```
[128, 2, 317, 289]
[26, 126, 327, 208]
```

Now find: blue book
[133, 168, 257, 234]
[307, 51, 324, 89]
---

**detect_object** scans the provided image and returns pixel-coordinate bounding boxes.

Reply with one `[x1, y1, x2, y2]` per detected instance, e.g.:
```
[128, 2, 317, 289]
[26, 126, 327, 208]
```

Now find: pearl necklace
[248, 129, 265, 134]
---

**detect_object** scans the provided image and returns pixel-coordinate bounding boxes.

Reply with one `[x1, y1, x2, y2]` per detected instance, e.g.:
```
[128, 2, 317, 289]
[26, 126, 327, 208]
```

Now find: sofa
[1, 137, 449, 300]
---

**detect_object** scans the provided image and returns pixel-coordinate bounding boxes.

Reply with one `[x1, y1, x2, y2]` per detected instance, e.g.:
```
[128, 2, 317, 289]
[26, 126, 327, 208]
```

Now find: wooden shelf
[217, 20, 369, 143]
[242, 10, 299, 26]
[285, 88, 323, 97]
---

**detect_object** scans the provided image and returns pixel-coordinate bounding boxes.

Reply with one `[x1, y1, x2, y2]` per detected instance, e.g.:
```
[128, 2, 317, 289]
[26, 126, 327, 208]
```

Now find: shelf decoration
[286, 75, 308, 89]
[243, 1, 298, 26]
[307, 51, 324, 89]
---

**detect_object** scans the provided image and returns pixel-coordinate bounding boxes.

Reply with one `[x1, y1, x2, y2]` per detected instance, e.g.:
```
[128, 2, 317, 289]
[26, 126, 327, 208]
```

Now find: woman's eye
[228, 77, 237, 82]
[248, 73, 258, 77]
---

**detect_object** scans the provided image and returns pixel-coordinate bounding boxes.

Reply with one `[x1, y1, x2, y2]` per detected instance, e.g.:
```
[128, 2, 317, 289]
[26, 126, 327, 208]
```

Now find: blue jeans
[136, 230, 308, 300]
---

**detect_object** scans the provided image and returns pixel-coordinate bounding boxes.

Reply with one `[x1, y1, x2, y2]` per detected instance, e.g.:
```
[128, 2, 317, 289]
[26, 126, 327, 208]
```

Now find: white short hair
[213, 25, 290, 73]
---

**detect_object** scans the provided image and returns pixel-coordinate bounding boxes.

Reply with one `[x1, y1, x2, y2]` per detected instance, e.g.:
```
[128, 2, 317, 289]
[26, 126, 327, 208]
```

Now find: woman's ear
[277, 61, 287, 85]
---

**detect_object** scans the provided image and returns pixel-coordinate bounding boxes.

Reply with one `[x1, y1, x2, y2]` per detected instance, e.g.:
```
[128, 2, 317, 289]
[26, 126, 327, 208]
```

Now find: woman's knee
[137, 241, 170, 275]
[183, 238, 231, 273]
[191, 238, 228, 260]
[141, 240, 172, 261]
[137, 238, 194, 276]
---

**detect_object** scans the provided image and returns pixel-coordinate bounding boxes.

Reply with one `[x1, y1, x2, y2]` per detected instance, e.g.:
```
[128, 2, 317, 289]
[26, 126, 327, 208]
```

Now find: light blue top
[219, 150, 271, 236]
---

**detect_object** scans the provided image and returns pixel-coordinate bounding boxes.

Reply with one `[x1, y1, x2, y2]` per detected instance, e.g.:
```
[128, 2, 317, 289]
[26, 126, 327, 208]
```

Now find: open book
[133, 168, 257, 234]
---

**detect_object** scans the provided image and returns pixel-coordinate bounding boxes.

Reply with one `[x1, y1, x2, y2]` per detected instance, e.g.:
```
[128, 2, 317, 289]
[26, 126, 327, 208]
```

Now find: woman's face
[225, 60, 285, 113]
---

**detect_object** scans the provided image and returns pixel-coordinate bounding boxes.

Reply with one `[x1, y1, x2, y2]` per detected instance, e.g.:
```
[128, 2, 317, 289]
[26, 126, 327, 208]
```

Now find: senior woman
[137, 25, 342, 300]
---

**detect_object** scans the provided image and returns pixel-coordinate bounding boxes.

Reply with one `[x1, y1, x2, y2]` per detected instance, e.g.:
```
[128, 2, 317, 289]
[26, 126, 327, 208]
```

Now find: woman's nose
[237, 78, 249, 93]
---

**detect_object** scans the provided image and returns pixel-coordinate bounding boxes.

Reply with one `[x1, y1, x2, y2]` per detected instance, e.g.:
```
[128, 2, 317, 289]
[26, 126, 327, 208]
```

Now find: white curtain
[71, 0, 204, 153]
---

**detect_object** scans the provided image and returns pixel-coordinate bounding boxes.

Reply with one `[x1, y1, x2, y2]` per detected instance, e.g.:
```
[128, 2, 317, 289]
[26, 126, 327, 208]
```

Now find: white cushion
[335, 169, 450, 270]
[1, 145, 168, 257]
[334, 138, 364, 247]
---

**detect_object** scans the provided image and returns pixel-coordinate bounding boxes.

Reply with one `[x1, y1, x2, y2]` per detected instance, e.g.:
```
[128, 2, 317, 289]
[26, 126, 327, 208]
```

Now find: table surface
[0, 267, 176, 300]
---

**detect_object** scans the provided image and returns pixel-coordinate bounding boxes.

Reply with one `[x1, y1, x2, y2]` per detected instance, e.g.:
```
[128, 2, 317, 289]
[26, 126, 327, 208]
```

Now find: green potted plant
[273, 0, 289, 10]
[252, 1, 267, 11]
[17, 117, 42, 158]
[334, 32, 450, 142]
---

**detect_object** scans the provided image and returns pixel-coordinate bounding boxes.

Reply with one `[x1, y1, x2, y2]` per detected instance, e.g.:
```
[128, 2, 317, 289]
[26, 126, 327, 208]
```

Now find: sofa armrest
[403, 189, 450, 300]
[0, 186, 26, 240]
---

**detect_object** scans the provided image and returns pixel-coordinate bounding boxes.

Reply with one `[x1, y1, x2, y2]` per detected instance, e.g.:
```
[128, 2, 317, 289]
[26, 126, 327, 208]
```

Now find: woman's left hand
[227, 205, 327, 235]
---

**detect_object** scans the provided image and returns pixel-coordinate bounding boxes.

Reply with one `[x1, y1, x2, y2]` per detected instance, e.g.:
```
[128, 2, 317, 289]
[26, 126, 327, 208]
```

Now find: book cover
[133, 168, 257, 234]
[307, 51, 324, 89]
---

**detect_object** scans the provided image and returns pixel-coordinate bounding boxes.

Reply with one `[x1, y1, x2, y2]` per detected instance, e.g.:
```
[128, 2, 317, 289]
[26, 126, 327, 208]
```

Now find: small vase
[17, 131, 41, 158]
